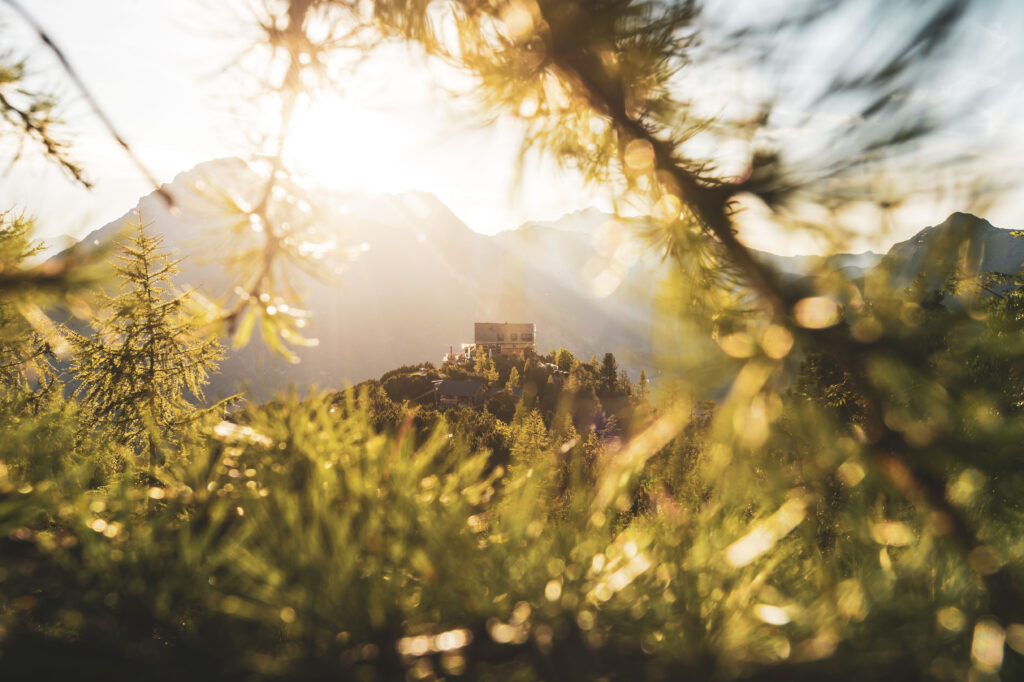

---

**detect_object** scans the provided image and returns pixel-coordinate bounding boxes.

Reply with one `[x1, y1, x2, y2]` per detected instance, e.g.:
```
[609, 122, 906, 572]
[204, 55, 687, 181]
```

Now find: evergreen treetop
[599, 352, 619, 393]
[0, 212, 60, 408]
[70, 215, 223, 466]
[636, 369, 650, 403]
[506, 365, 520, 391]
[473, 348, 500, 383]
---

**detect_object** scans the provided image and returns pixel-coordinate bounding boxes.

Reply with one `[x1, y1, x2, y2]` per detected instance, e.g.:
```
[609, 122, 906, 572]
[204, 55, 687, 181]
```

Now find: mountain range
[63, 159, 1023, 399]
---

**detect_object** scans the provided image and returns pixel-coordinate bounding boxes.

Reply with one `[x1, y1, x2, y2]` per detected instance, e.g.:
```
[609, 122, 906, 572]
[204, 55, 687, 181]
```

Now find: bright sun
[284, 95, 416, 193]
[267, 51, 608, 237]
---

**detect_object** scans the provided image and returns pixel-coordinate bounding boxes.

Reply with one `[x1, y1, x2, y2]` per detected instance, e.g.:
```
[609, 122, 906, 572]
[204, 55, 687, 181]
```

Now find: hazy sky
[2, 1, 1022, 255]
[0, 0, 608, 246]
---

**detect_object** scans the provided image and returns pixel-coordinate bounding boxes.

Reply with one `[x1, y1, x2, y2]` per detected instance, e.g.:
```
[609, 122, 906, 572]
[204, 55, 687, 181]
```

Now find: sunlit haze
[1, 0, 1022, 255]
[0, 0, 607, 246]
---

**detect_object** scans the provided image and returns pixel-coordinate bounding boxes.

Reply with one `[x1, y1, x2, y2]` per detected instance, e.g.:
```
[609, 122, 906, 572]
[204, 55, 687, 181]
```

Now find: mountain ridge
[60, 159, 660, 399]
[56, 159, 1023, 399]
[879, 212, 1024, 289]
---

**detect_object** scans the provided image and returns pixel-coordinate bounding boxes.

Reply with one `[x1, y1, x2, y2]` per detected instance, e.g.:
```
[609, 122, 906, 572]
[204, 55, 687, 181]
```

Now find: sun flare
[284, 95, 409, 193]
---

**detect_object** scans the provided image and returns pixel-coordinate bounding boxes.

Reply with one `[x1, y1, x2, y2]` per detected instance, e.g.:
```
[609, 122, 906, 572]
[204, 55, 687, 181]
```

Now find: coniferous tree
[599, 352, 619, 395]
[0, 212, 60, 409]
[70, 216, 223, 467]
[617, 368, 631, 397]
[554, 347, 575, 372]
[473, 348, 499, 383]
[508, 408, 549, 467]
[636, 369, 650, 403]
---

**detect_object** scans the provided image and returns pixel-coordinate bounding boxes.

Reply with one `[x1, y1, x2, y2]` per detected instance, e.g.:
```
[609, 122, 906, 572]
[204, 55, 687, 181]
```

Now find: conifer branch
[532, 4, 1022, 624]
[1, 0, 173, 206]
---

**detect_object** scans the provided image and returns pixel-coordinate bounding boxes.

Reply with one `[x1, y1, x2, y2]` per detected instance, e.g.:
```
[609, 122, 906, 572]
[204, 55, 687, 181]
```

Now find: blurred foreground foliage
[0, 307, 1019, 675]
[1, 0, 1023, 680]
[1, 273, 1023, 679]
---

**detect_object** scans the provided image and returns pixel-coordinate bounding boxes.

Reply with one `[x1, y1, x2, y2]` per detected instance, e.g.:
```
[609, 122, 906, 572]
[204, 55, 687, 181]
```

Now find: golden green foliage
[474, 350, 500, 384]
[0, 360, 1018, 680]
[0, 212, 59, 405]
[0, 1, 1023, 679]
[69, 217, 224, 467]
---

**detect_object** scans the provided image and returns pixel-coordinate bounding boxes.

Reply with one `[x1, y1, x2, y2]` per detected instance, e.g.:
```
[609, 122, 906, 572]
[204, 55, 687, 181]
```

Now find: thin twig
[2, 0, 174, 206]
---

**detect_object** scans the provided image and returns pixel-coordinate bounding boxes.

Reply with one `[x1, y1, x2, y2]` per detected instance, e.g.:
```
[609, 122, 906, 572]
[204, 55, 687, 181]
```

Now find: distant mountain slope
[65, 160, 1015, 400]
[750, 213, 1024, 293]
[67, 160, 661, 399]
[752, 249, 882, 284]
[878, 212, 1024, 290]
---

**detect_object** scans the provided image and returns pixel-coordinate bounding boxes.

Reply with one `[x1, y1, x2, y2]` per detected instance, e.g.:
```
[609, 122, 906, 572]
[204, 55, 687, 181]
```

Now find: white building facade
[474, 322, 536, 357]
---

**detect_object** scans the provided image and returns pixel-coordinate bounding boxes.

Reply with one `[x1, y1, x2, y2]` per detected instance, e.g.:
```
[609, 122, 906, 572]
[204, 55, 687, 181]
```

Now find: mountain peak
[942, 211, 989, 225]
[901, 213, 999, 249]
[517, 206, 615, 235]
[929, 210, 991, 232]
[882, 212, 1022, 288]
